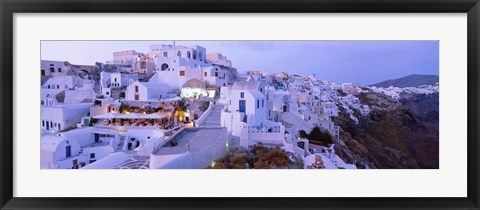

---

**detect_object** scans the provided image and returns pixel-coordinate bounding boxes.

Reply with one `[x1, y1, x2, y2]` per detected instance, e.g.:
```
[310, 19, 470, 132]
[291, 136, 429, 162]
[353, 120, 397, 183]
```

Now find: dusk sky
[41, 41, 439, 85]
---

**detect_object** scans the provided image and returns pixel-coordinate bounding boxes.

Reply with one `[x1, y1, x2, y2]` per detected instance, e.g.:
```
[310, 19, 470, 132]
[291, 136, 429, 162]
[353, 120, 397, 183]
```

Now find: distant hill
[370, 74, 439, 88]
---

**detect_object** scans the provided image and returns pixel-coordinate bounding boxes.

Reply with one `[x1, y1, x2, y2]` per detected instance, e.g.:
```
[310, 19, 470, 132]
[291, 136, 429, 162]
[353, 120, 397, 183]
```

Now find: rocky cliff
[333, 91, 439, 169]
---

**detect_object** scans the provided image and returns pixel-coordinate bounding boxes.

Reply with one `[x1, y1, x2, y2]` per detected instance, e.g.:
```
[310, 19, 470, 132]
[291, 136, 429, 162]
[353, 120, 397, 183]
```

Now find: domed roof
[183, 79, 205, 89]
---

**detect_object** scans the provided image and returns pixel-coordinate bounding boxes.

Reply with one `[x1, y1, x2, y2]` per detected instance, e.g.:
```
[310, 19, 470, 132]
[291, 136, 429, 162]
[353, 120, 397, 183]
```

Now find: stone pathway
[198, 104, 224, 127]
[113, 156, 150, 169]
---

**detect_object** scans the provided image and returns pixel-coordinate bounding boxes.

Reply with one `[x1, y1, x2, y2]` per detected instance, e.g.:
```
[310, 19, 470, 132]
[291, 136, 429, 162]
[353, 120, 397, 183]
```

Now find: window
[262, 99, 264, 107]
[199, 52, 203, 61]
[193, 51, 197, 60]
[161, 63, 169, 71]
[187, 51, 191, 58]
[57, 85, 60, 89]
[135, 86, 139, 92]
[215, 72, 218, 77]
[204, 72, 207, 77]
[58, 68, 62, 72]
[177, 51, 182, 57]
[42, 121, 45, 127]
[135, 95, 139, 100]
[163, 52, 168, 57]
[47, 85, 50, 89]
[50, 67, 54, 73]
[257, 100, 260, 108]
[240, 92, 244, 98]
[229, 100, 231, 105]
[140, 61, 146, 69]
[179, 70, 185, 76]
[90, 153, 95, 158]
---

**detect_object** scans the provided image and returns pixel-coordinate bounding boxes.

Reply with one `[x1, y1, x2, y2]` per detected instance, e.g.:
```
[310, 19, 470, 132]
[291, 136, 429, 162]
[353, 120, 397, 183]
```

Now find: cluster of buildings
[370, 83, 439, 99]
[41, 42, 363, 170]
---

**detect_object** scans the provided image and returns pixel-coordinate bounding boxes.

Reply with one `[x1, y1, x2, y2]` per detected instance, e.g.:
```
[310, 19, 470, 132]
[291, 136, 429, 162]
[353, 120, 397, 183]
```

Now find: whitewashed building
[41, 103, 92, 132]
[132, 60, 156, 77]
[41, 127, 120, 169]
[221, 85, 285, 147]
[41, 75, 95, 105]
[100, 71, 138, 99]
[123, 128, 165, 157]
[113, 50, 145, 63]
[125, 80, 172, 101]
[206, 53, 232, 67]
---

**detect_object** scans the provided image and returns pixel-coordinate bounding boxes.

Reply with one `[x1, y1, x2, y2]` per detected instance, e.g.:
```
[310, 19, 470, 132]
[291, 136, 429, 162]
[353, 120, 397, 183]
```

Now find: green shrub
[301, 127, 334, 145]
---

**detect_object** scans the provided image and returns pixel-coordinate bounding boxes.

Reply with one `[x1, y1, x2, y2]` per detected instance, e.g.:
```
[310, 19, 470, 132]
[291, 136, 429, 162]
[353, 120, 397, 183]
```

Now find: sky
[41, 40, 439, 85]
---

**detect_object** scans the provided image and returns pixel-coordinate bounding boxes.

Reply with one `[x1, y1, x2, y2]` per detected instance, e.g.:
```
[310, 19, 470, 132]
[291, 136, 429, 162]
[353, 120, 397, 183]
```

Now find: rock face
[370, 74, 439, 88]
[333, 91, 439, 169]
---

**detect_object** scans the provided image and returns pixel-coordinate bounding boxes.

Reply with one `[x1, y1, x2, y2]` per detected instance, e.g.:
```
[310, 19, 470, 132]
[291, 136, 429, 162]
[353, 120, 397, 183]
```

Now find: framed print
[1, 0, 479, 209]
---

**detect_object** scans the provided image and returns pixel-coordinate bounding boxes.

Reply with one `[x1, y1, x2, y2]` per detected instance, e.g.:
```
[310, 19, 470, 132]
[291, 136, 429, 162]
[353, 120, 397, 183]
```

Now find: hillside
[333, 90, 439, 169]
[370, 74, 439, 88]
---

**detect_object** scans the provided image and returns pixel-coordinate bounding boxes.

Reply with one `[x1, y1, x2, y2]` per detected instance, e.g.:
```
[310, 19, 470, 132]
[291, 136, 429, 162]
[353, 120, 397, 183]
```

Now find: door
[94, 133, 100, 143]
[239, 100, 246, 113]
[41, 69, 45, 76]
[66, 145, 71, 157]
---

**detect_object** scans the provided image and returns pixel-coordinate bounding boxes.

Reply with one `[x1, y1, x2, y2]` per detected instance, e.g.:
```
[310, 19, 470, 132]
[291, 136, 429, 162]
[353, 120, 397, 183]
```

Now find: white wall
[126, 81, 148, 101]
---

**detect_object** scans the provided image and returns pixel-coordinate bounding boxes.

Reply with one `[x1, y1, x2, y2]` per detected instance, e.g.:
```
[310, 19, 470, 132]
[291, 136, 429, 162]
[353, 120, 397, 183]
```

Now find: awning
[93, 113, 119, 119]
[145, 113, 168, 119]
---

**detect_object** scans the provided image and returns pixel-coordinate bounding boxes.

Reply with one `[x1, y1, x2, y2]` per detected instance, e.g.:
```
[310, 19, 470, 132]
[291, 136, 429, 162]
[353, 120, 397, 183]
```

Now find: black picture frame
[1, 0, 479, 209]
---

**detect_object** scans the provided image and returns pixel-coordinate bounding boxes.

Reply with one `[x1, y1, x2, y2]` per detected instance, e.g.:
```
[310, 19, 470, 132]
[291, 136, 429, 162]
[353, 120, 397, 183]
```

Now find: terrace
[93, 112, 172, 129]
[153, 127, 227, 156]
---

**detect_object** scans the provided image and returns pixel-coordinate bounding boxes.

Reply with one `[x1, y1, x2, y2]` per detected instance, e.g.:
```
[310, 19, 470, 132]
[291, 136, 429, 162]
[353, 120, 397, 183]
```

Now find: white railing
[247, 125, 281, 133]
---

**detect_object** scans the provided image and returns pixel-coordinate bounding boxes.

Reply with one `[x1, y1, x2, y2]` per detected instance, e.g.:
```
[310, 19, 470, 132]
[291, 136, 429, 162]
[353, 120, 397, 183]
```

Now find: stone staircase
[198, 104, 224, 127]
[116, 135, 126, 151]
